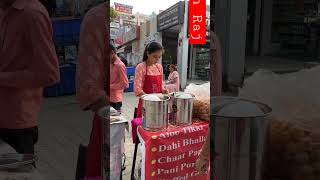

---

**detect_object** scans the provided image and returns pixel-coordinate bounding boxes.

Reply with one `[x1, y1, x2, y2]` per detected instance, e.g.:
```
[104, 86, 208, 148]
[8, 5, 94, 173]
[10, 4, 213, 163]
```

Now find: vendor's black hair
[142, 41, 164, 62]
[110, 41, 117, 53]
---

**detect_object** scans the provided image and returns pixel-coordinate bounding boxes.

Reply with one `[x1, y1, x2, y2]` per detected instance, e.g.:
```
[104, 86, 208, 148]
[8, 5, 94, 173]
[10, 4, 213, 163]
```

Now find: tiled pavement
[121, 93, 141, 180]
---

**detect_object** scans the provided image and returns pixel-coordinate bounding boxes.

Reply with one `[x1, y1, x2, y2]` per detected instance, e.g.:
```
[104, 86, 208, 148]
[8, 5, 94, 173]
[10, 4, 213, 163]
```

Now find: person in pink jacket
[0, 0, 60, 155]
[76, 2, 108, 178]
[110, 42, 129, 111]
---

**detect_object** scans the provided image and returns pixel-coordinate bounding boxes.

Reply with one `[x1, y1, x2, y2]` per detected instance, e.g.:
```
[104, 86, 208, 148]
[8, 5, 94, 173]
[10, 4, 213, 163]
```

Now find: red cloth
[132, 64, 163, 143]
[85, 115, 103, 177]
[137, 122, 210, 179]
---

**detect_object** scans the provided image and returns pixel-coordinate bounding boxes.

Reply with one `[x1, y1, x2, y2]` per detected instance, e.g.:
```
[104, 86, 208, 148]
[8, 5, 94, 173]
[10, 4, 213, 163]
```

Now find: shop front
[190, 36, 211, 81]
[189, 8, 211, 81]
[215, 0, 320, 88]
[157, 1, 185, 79]
[261, 0, 320, 60]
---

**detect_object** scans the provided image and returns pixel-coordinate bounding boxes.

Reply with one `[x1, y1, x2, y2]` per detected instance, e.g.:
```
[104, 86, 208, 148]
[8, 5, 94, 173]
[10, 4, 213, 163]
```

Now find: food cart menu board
[137, 122, 210, 180]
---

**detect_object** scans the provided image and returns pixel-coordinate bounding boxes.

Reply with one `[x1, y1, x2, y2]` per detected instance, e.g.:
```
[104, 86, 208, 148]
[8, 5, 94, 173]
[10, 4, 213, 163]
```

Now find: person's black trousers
[0, 126, 38, 155]
[110, 102, 123, 111]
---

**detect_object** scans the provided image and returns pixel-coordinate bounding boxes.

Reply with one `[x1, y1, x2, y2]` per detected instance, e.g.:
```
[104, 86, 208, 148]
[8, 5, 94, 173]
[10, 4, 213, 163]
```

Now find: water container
[127, 67, 135, 76]
[59, 63, 76, 95]
[126, 81, 134, 92]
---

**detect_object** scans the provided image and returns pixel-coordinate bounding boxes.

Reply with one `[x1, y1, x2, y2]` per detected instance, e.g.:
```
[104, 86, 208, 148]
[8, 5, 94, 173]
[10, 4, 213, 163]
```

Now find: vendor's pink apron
[132, 64, 163, 143]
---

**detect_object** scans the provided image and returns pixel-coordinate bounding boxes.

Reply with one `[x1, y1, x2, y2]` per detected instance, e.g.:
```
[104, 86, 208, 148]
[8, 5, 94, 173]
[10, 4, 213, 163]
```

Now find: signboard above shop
[110, 22, 120, 29]
[114, 2, 133, 14]
[157, 1, 185, 31]
[188, 7, 211, 40]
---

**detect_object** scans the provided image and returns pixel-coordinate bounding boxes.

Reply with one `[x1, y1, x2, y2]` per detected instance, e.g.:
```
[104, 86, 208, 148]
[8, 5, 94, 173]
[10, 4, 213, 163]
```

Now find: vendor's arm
[76, 11, 108, 111]
[196, 130, 210, 173]
[199, 132, 210, 160]
[134, 64, 146, 97]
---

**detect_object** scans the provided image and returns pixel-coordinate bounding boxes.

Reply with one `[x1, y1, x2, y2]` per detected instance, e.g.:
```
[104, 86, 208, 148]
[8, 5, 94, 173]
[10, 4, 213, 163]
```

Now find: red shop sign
[189, 0, 206, 45]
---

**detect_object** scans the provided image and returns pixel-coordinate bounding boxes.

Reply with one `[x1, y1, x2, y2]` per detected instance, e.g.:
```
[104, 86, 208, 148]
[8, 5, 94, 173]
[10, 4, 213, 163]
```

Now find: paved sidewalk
[121, 93, 140, 179]
[36, 96, 92, 180]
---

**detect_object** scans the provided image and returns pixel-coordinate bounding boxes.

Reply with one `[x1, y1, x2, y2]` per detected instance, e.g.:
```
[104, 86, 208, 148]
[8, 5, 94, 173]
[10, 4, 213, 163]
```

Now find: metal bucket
[141, 94, 169, 131]
[212, 96, 272, 180]
[170, 92, 195, 126]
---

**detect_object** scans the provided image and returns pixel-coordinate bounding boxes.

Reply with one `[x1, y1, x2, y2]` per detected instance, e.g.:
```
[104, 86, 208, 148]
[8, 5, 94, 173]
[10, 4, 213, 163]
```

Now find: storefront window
[194, 47, 210, 81]
[270, 0, 320, 60]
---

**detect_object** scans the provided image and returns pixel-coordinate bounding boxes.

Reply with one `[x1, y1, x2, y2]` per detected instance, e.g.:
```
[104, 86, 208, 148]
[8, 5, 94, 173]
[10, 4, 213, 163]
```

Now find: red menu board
[137, 122, 210, 180]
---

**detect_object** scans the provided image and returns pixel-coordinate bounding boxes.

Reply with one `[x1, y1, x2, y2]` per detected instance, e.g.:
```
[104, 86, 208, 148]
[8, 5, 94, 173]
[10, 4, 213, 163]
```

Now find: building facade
[215, 0, 320, 88]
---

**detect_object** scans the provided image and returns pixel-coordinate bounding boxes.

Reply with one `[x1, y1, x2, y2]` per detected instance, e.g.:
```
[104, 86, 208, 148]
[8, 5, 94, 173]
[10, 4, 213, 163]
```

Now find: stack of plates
[0, 153, 37, 170]
[110, 107, 120, 116]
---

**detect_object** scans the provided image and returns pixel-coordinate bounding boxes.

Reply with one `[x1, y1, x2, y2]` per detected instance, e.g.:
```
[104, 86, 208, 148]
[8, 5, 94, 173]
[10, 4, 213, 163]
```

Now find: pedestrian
[110, 42, 129, 111]
[131, 41, 168, 143]
[0, 0, 60, 155]
[196, 30, 223, 174]
[165, 64, 180, 93]
[76, 2, 108, 178]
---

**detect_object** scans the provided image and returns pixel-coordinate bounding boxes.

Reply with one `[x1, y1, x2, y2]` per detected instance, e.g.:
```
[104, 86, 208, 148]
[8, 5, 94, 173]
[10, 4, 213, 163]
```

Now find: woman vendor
[131, 41, 168, 143]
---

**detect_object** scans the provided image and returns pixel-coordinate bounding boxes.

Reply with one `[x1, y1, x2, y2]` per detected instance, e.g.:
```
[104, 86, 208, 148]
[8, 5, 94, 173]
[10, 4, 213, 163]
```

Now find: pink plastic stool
[131, 118, 142, 143]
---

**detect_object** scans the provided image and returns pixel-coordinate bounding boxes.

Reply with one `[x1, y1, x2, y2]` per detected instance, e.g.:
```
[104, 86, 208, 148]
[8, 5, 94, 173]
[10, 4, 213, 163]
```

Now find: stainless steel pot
[141, 94, 170, 131]
[170, 92, 195, 126]
[212, 96, 272, 180]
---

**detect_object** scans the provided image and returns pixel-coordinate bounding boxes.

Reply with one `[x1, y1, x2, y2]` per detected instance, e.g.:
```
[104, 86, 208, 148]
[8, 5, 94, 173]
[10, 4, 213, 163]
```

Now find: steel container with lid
[212, 96, 272, 180]
[169, 92, 195, 126]
[141, 94, 169, 131]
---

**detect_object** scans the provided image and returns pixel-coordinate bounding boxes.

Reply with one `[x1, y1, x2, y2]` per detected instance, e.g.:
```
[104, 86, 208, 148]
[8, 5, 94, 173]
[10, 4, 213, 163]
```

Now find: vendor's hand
[139, 92, 146, 97]
[196, 156, 209, 174]
[162, 89, 169, 94]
